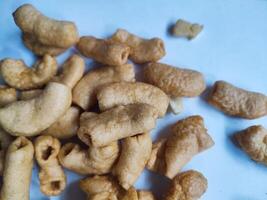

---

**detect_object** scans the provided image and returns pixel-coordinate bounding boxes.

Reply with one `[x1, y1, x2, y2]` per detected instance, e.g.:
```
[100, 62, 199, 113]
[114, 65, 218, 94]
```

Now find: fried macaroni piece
[235, 125, 267, 165]
[19, 89, 43, 100]
[0, 55, 57, 90]
[78, 103, 158, 147]
[22, 33, 66, 56]
[53, 54, 85, 89]
[208, 81, 267, 119]
[147, 115, 214, 179]
[110, 29, 165, 63]
[0, 82, 71, 136]
[43, 106, 80, 139]
[77, 36, 130, 66]
[144, 62, 206, 98]
[172, 19, 203, 40]
[13, 4, 79, 48]
[113, 133, 152, 189]
[0, 86, 17, 107]
[97, 82, 169, 117]
[80, 175, 155, 200]
[73, 64, 135, 110]
[0, 137, 34, 200]
[35, 135, 66, 196]
[0, 128, 12, 175]
[58, 141, 119, 175]
[165, 170, 207, 200]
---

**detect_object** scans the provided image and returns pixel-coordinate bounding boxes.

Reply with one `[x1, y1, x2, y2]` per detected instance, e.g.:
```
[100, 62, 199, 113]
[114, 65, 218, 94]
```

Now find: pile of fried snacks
[0, 4, 266, 200]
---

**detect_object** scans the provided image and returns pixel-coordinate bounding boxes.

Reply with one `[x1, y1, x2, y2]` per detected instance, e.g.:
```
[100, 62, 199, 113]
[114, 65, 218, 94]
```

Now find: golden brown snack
[110, 29, 165, 63]
[42, 106, 80, 139]
[144, 62, 206, 98]
[138, 191, 156, 200]
[208, 81, 267, 119]
[165, 170, 207, 200]
[53, 54, 85, 89]
[172, 19, 203, 40]
[78, 103, 158, 147]
[22, 33, 66, 56]
[77, 36, 130, 66]
[13, 4, 79, 48]
[0, 55, 57, 90]
[97, 82, 169, 117]
[0, 86, 17, 107]
[235, 125, 267, 165]
[19, 89, 43, 100]
[147, 115, 214, 179]
[113, 133, 152, 189]
[34, 135, 66, 196]
[58, 141, 119, 175]
[0, 128, 12, 175]
[0, 137, 34, 200]
[73, 63, 135, 110]
[0, 82, 71, 136]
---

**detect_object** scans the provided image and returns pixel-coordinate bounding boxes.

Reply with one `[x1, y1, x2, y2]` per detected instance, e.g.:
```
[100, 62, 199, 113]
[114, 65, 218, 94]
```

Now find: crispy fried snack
[73, 64, 135, 110]
[0, 86, 17, 107]
[0, 128, 12, 175]
[0, 137, 34, 200]
[144, 62, 206, 98]
[77, 36, 130, 66]
[147, 115, 214, 179]
[97, 82, 169, 117]
[172, 19, 203, 40]
[0, 55, 57, 90]
[110, 29, 165, 63]
[78, 104, 158, 147]
[235, 125, 267, 165]
[165, 170, 207, 200]
[208, 81, 267, 119]
[113, 133, 152, 189]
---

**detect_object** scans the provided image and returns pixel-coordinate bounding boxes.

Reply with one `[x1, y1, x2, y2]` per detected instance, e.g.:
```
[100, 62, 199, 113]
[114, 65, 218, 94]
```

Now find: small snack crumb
[172, 19, 203, 40]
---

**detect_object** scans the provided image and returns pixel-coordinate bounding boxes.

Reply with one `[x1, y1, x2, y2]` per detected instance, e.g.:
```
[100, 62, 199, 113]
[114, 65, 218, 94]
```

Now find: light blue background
[1, 0, 267, 200]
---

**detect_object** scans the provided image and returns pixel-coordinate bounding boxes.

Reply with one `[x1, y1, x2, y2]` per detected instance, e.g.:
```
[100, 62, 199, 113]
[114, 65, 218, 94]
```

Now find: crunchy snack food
[110, 29, 165, 63]
[97, 82, 169, 117]
[113, 133, 152, 189]
[169, 97, 183, 114]
[165, 170, 207, 200]
[0, 55, 57, 90]
[0, 82, 71, 136]
[0, 128, 12, 175]
[13, 4, 79, 49]
[73, 63, 135, 110]
[147, 115, 214, 179]
[19, 89, 42, 100]
[78, 103, 158, 147]
[144, 62, 206, 98]
[208, 81, 267, 119]
[0, 137, 34, 200]
[35, 135, 66, 196]
[235, 125, 267, 165]
[172, 19, 203, 40]
[0, 86, 17, 107]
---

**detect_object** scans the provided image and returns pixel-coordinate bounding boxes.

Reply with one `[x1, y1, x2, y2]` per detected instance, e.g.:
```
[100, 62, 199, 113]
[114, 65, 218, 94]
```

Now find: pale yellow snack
[53, 54, 85, 89]
[42, 106, 80, 139]
[0, 82, 71, 136]
[110, 29, 166, 63]
[208, 81, 267, 119]
[0, 86, 17, 107]
[22, 33, 66, 56]
[169, 97, 183, 114]
[97, 82, 169, 117]
[113, 133, 152, 189]
[73, 64, 135, 110]
[0, 55, 57, 90]
[172, 19, 203, 40]
[34, 135, 66, 196]
[165, 170, 207, 200]
[19, 89, 43, 100]
[144, 62, 206, 98]
[58, 141, 119, 175]
[0, 128, 12, 175]
[13, 4, 79, 48]
[147, 115, 214, 179]
[0, 136, 34, 200]
[78, 103, 158, 147]
[235, 125, 267, 165]
[77, 36, 130, 66]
